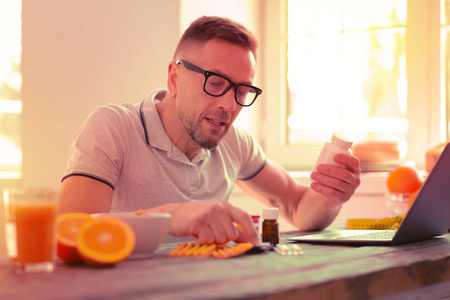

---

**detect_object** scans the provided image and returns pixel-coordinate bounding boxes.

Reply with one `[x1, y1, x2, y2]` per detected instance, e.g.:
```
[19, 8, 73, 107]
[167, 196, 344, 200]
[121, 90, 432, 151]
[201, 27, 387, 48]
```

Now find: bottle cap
[331, 133, 353, 149]
[262, 207, 279, 220]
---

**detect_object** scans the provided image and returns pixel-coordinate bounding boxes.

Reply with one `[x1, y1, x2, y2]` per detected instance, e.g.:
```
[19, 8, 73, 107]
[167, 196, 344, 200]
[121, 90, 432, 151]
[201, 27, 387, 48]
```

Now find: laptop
[287, 143, 450, 246]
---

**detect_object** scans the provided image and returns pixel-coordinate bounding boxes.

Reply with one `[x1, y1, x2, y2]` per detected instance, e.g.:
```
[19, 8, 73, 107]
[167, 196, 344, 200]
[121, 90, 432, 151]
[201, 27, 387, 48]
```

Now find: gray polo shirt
[63, 89, 267, 211]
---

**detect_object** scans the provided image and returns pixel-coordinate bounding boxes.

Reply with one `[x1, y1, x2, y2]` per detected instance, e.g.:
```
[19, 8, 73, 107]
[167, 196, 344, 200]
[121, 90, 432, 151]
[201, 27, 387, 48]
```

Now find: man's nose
[216, 88, 237, 111]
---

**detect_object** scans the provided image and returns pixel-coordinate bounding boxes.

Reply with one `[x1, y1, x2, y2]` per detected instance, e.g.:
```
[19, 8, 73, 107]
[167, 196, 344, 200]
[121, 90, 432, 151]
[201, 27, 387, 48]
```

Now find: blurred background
[0, 0, 447, 190]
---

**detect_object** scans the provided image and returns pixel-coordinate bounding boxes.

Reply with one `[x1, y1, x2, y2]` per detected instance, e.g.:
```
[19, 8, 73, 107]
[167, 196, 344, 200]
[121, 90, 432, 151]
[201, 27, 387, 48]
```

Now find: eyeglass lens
[205, 74, 258, 106]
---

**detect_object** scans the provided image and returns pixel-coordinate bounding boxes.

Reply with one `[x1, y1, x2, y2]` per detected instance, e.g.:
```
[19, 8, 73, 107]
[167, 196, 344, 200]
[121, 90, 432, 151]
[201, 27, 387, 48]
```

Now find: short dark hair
[173, 16, 258, 60]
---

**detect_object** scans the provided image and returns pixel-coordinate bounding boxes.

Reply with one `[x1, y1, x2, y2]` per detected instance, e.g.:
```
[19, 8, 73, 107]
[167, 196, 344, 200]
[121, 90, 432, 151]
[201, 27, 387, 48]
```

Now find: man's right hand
[167, 201, 259, 245]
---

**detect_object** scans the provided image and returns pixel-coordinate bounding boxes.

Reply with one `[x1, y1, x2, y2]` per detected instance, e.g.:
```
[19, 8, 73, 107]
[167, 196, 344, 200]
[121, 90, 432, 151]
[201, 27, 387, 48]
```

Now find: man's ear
[167, 61, 178, 96]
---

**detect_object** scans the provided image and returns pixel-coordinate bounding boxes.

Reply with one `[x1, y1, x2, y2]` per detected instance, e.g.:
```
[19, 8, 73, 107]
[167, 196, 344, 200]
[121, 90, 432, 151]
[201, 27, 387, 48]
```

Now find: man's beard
[179, 110, 229, 150]
[191, 127, 222, 149]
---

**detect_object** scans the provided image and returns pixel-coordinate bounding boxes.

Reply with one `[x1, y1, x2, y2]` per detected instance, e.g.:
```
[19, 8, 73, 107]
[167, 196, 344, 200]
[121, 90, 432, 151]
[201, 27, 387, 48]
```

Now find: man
[58, 16, 361, 246]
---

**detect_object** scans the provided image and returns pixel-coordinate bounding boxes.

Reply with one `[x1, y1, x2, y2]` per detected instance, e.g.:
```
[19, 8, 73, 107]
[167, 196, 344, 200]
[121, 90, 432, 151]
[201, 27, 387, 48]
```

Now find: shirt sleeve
[232, 126, 267, 181]
[62, 105, 128, 188]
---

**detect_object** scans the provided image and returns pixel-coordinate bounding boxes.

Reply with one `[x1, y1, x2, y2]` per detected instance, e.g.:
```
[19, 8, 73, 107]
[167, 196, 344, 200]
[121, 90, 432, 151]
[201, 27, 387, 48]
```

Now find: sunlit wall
[19, 0, 179, 189]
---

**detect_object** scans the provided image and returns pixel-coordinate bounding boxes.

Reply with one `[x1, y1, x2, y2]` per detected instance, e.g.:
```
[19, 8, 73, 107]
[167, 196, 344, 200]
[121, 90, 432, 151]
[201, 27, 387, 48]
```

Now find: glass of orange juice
[2, 188, 57, 273]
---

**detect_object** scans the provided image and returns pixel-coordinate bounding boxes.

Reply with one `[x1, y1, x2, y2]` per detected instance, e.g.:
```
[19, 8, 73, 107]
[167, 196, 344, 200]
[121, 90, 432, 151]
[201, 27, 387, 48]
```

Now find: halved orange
[56, 213, 93, 263]
[76, 216, 135, 266]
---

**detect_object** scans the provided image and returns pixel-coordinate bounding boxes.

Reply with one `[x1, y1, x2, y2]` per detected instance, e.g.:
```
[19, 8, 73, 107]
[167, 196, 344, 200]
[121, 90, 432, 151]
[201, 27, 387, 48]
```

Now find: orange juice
[3, 188, 57, 273]
[6, 203, 56, 264]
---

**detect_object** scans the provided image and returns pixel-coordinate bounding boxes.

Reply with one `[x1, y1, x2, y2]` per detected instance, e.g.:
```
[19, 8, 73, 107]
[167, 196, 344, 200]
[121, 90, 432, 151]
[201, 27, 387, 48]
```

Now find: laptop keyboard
[337, 230, 397, 240]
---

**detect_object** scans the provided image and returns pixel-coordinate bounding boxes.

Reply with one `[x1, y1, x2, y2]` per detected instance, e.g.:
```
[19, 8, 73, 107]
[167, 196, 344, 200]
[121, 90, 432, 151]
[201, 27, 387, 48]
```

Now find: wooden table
[1, 230, 450, 300]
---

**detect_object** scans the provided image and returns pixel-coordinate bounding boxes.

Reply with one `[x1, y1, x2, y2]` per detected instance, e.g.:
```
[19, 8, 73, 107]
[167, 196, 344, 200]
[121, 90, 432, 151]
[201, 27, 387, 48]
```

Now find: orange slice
[76, 216, 135, 266]
[56, 213, 93, 263]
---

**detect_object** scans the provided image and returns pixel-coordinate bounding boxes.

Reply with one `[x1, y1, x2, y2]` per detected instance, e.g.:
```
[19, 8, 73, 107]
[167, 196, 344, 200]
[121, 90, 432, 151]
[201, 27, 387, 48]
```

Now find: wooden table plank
[1, 232, 450, 300]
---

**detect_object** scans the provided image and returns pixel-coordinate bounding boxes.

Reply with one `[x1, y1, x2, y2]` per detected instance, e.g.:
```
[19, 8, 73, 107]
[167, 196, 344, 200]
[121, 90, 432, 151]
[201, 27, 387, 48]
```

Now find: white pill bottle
[313, 133, 353, 173]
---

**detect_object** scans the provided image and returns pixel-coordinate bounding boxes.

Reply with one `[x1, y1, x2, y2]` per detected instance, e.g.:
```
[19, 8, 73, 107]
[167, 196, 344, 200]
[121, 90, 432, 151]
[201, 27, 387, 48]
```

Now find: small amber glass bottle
[262, 208, 279, 245]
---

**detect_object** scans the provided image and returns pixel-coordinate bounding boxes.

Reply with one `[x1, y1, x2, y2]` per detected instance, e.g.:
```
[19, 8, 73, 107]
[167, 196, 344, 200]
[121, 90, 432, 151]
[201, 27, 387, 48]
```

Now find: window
[262, 0, 443, 171]
[287, 0, 407, 145]
[0, 0, 22, 180]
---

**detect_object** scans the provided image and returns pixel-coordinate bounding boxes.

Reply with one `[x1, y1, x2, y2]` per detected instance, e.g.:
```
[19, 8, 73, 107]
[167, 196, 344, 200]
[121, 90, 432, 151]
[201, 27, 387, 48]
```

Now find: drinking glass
[3, 188, 57, 273]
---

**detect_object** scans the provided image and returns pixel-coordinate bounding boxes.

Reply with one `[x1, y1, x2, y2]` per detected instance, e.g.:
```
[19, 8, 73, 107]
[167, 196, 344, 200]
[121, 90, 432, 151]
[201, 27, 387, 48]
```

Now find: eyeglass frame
[175, 60, 262, 107]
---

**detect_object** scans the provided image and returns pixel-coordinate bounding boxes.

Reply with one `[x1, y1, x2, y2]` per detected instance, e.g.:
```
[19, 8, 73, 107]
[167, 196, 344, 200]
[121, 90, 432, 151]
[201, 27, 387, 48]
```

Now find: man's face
[175, 39, 256, 150]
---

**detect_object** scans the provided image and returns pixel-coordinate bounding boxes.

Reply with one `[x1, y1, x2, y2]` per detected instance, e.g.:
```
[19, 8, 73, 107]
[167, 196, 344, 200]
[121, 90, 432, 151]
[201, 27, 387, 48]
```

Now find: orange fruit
[76, 216, 135, 266]
[56, 213, 93, 263]
[387, 166, 424, 193]
[408, 188, 421, 208]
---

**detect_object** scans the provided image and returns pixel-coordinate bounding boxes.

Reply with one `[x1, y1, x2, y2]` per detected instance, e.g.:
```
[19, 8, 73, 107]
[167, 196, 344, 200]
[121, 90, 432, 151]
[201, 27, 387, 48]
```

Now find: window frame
[261, 0, 443, 171]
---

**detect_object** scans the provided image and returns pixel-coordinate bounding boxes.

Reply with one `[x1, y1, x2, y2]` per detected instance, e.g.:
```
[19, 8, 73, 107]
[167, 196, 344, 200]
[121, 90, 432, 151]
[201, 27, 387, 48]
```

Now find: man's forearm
[292, 188, 342, 231]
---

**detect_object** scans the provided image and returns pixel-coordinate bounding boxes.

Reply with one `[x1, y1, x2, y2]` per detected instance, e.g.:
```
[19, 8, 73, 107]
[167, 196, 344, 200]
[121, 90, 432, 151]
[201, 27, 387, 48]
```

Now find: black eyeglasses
[176, 60, 262, 107]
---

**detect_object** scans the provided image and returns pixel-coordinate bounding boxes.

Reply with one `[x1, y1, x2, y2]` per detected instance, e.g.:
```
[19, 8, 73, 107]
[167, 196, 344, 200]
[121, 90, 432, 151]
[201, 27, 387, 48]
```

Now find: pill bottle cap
[262, 208, 279, 220]
[331, 133, 353, 149]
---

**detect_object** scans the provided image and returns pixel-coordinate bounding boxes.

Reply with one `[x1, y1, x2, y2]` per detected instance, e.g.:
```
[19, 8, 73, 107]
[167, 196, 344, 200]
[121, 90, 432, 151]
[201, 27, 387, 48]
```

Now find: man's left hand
[310, 153, 361, 208]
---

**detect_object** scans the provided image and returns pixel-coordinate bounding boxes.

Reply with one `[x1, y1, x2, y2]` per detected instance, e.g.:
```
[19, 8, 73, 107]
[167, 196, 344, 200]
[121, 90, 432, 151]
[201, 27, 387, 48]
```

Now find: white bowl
[92, 212, 171, 259]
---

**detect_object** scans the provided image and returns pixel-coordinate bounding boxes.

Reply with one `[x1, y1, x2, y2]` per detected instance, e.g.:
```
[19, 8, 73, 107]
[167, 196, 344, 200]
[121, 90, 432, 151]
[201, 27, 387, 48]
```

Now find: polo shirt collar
[139, 89, 209, 164]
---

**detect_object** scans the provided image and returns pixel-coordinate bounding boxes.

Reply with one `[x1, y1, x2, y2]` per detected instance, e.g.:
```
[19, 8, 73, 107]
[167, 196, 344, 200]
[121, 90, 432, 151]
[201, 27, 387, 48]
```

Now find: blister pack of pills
[273, 244, 303, 256]
[169, 242, 254, 259]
